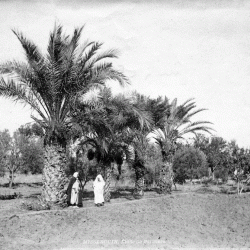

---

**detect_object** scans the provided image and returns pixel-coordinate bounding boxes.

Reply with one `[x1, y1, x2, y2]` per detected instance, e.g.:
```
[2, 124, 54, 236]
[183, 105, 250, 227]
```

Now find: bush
[174, 167, 188, 184]
[20, 139, 44, 175]
[200, 176, 213, 185]
[144, 144, 162, 187]
[20, 200, 51, 211]
[20, 195, 51, 210]
[214, 168, 229, 182]
[0, 167, 5, 177]
[173, 146, 207, 183]
[0, 192, 21, 200]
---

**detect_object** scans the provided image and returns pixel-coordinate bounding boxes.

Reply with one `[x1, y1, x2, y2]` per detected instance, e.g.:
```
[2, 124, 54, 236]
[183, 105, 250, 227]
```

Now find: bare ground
[0, 178, 250, 250]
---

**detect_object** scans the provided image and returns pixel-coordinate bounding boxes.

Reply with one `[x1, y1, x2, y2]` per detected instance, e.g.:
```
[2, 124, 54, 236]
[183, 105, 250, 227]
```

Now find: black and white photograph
[0, 0, 250, 249]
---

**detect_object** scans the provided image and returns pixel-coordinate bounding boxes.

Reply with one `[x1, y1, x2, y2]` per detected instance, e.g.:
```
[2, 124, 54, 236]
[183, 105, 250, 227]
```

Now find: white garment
[70, 179, 80, 205]
[73, 172, 79, 178]
[93, 174, 105, 204]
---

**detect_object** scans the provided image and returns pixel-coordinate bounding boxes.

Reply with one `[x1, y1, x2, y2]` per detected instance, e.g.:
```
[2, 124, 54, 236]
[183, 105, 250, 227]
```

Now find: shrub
[0, 192, 21, 200]
[20, 200, 51, 211]
[20, 196, 51, 210]
[200, 176, 213, 185]
[144, 144, 162, 187]
[0, 168, 5, 177]
[20, 139, 44, 175]
[173, 146, 207, 183]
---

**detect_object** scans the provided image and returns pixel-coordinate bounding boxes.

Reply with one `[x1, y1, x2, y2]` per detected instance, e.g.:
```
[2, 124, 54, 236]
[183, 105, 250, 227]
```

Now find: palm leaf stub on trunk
[42, 145, 68, 205]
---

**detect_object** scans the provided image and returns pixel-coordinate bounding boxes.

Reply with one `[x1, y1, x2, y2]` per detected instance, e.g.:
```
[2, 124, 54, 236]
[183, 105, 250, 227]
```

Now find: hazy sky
[0, 0, 250, 147]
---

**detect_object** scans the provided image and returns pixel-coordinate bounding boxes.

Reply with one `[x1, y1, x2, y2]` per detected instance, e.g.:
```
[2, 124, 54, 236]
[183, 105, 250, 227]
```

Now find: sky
[0, 0, 250, 147]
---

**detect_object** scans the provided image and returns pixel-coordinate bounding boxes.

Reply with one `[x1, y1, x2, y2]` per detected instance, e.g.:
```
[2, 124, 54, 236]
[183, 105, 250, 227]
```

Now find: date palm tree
[0, 24, 129, 204]
[73, 88, 151, 201]
[129, 93, 171, 197]
[153, 98, 213, 193]
[131, 134, 151, 198]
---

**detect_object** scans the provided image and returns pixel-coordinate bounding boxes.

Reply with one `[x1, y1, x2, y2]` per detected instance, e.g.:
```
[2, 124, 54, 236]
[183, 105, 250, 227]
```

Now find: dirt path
[0, 192, 188, 219]
[1, 191, 250, 250]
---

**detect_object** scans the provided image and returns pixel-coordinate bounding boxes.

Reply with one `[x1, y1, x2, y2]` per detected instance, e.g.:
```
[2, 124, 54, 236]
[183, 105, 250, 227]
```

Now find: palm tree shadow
[111, 187, 134, 200]
[82, 187, 134, 201]
[82, 186, 178, 201]
[82, 190, 94, 201]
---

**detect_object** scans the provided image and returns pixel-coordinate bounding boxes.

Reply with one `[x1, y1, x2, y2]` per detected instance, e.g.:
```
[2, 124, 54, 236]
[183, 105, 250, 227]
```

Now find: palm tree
[0, 24, 129, 204]
[73, 88, 151, 202]
[80, 135, 131, 202]
[153, 98, 213, 193]
[131, 134, 151, 198]
[126, 93, 152, 198]
[130, 93, 172, 198]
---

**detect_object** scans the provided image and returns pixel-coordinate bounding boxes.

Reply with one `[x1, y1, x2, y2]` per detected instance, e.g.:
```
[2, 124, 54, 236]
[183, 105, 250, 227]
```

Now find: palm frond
[180, 98, 195, 107]
[90, 67, 130, 87]
[76, 40, 94, 61]
[184, 108, 208, 119]
[6, 32, 51, 105]
[83, 48, 119, 69]
[12, 29, 44, 64]
[80, 42, 103, 69]
[1, 24, 130, 147]
[179, 126, 214, 138]
[47, 24, 64, 61]
[0, 77, 49, 123]
[0, 61, 28, 76]
[30, 115, 48, 129]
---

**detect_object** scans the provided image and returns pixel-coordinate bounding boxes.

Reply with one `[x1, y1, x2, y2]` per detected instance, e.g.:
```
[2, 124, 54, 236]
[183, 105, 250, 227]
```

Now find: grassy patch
[20, 197, 51, 211]
[0, 174, 42, 186]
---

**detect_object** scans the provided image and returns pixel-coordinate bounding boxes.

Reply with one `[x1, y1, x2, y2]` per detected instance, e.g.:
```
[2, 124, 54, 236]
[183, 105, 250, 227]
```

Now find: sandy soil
[0, 181, 250, 250]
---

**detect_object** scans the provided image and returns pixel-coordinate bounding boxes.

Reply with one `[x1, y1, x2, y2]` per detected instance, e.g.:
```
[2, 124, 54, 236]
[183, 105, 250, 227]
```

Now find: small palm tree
[131, 133, 151, 198]
[153, 98, 213, 193]
[0, 24, 129, 204]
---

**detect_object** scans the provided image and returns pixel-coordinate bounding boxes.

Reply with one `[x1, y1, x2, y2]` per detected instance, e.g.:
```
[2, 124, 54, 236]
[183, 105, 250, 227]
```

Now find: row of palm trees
[0, 24, 213, 205]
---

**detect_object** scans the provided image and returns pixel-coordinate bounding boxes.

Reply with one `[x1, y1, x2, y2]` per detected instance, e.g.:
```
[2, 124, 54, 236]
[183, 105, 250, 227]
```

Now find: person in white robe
[68, 172, 83, 207]
[93, 174, 105, 206]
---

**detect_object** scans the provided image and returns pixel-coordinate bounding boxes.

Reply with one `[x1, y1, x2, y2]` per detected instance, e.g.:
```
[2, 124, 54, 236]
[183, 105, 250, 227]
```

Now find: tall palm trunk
[41, 145, 68, 205]
[104, 164, 112, 202]
[158, 161, 173, 194]
[133, 168, 145, 199]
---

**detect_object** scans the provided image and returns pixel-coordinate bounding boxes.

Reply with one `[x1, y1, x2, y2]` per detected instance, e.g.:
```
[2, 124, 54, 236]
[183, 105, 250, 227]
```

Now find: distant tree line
[0, 125, 44, 187]
[169, 134, 250, 191]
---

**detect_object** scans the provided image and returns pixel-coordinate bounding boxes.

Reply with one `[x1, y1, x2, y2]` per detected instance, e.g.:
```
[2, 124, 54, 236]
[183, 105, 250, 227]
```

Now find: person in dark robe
[66, 172, 83, 207]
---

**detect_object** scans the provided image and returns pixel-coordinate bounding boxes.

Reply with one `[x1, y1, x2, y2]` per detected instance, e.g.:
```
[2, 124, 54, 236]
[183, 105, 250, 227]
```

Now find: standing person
[66, 172, 83, 207]
[93, 174, 105, 207]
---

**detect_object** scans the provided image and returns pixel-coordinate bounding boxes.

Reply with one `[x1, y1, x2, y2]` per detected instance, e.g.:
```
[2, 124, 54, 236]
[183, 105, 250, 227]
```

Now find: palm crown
[0, 24, 129, 147]
[73, 87, 152, 164]
[153, 98, 214, 161]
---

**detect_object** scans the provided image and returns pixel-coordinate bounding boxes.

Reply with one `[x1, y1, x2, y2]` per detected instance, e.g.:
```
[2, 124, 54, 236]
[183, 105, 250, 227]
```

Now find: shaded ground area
[0, 180, 250, 249]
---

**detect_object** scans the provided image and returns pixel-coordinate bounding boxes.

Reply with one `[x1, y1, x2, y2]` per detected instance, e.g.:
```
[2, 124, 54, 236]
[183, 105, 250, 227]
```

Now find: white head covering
[94, 174, 105, 184]
[73, 172, 79, 178]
